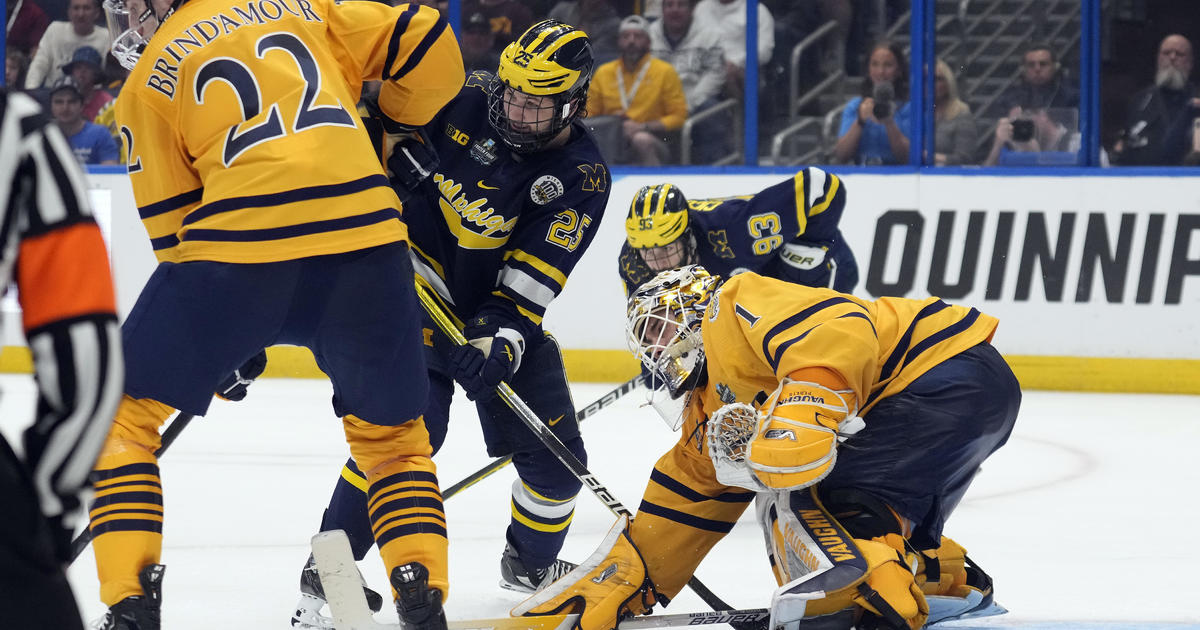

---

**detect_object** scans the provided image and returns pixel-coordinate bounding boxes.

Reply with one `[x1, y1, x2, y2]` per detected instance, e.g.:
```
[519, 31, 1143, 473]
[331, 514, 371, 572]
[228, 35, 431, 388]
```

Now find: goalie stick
[67, 412, 196, 564]
[442, 373, 644, 500]
[413, 284, 764, 630]
[312, 530, 770, 630]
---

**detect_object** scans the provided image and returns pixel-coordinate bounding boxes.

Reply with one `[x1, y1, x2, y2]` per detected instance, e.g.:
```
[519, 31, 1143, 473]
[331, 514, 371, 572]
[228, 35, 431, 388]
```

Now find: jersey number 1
[194, 32, 356, 167]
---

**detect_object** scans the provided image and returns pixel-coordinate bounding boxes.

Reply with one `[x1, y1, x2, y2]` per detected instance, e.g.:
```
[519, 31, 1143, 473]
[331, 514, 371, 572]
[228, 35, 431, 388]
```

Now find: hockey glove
[513, 516, 657, 630]
[708, 378, 858, 492]
[216, 350, 268, 402]
[386, 128, 439, 202]
[450, 316, 526, 401]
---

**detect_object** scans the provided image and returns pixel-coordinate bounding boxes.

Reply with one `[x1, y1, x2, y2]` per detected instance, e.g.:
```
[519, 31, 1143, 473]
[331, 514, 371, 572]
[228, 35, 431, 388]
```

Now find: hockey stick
[442, 373, 644, 500]
[67, 412, 196, 563]
[312, 530, 770, 630]
[413, 284, 764, 630]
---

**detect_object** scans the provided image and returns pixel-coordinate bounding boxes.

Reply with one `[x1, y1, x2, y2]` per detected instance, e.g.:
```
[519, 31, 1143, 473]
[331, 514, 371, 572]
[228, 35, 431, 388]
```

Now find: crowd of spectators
[4, 0, 1199, 168]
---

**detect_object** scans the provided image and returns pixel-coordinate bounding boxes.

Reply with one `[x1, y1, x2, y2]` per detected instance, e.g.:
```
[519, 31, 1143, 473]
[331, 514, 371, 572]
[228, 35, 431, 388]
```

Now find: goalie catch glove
[450, 315, 526, 401]
[707, 378, 860, 492]
[512, 516, 658, 630]
[216, 350, 268, 402]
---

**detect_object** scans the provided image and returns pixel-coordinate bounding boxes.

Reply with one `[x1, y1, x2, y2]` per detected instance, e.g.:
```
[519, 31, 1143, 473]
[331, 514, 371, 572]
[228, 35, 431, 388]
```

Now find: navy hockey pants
[817, 341, 1021, 549]
[121, 243, 428, 425]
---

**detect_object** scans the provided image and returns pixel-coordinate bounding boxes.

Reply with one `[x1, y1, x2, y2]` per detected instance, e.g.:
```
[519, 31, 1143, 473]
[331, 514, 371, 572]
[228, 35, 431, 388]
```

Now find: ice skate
[95, 564, 164, 630]
[391, 562, 447, 630]
[290, 553, 383, 629]
[498, 542, 577, 594]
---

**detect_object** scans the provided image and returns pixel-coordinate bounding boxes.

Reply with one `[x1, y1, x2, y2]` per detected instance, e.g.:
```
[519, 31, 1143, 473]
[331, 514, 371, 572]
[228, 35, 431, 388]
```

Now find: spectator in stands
[7, 0, 51, 56]
[983, 107, 1076, 166]
[991, 43, 1079, 117]
[62, 46, 112, 120]
[833, 40, 910, 165]
[692, 0, 774, 98]
[588, 15, 689, 165]
[24, 0, 108, 89]
[461, 12, 501, 73]
[48, 77, 118, 165]
[549, 0, 621, 65]
[1115, 34, 1200, 166]
[649, 0, 730, 163]
[6, 48, 31, 89]
[934, 59, 976, 165]
[463, 0, 534, 57]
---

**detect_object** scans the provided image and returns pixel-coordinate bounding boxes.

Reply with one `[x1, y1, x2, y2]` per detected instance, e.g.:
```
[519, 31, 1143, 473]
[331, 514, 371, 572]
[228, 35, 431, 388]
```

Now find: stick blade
[311, 530, 401, 630]
[448, 614, 580, 630]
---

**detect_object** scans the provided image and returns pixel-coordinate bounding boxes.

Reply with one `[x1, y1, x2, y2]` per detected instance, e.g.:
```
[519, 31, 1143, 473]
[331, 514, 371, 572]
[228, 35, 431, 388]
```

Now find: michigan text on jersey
[144, 0, 323, 99]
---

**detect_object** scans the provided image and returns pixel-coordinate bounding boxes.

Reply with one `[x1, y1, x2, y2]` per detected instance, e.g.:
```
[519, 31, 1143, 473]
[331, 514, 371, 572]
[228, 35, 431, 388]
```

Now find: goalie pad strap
[856, 582, 913, 630]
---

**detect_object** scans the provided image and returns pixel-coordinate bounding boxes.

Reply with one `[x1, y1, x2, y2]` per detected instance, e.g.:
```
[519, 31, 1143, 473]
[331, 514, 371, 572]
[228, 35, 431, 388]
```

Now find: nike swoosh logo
[547, 415, 565, 426]
[477, 179, 499, 190]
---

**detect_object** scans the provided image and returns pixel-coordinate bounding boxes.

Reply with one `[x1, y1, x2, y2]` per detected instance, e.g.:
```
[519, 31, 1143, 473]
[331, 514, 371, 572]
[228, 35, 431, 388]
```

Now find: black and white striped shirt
[0, 87, 123, 530]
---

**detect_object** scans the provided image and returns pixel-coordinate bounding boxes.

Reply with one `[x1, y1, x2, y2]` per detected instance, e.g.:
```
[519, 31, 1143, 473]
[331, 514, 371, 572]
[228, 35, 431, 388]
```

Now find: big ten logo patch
[445, 123, 469, 145]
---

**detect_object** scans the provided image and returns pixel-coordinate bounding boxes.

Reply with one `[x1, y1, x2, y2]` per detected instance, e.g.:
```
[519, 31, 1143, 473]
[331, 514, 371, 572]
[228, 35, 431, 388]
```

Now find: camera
[1011, 119, 1035, 143]
[872, 82, 894, 120]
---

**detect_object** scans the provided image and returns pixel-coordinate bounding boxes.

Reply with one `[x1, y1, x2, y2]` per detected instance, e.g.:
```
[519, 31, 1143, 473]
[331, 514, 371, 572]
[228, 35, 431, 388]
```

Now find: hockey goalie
[514, 265, 1020, 630]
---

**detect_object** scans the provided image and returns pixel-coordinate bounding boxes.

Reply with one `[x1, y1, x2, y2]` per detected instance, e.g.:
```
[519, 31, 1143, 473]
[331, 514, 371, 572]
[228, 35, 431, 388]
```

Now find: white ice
[2, 375, 1198, 629]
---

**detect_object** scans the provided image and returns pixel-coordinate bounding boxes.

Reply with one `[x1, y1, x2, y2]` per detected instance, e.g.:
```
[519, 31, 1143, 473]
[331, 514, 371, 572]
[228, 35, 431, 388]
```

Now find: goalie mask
[104, 0, 183, 70]
[488, 20, 595, 153]
[625, 183, 697, 273]
[626, 265, 720, 426]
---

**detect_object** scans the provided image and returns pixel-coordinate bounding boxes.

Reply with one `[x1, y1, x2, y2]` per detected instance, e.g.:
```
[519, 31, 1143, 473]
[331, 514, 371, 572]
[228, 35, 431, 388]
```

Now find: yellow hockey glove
[512, 516, 656, 630]
[708, 379, 858, 492]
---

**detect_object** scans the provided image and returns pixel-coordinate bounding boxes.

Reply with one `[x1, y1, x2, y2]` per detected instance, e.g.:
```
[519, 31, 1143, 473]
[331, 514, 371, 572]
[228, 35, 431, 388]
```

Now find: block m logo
[576, 163, 608, 192]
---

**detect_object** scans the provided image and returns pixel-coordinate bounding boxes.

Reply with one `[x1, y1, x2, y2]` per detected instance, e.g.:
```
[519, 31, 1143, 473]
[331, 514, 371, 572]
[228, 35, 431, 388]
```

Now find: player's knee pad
[513, 516, 657, 630]
[98, 396, 174, 460]
[758, 487, 928, 630]
[342, 414, 433, 475]
[819, 487, 913, 541]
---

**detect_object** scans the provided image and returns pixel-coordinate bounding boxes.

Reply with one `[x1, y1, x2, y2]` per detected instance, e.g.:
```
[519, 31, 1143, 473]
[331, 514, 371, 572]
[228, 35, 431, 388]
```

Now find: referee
[0, 87, 123, 629]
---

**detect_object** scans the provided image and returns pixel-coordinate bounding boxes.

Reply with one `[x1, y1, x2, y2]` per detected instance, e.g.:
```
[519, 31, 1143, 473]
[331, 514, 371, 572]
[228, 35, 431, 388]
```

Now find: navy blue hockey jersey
[406, 71, 611, 341]
[618, 168, 858, 295]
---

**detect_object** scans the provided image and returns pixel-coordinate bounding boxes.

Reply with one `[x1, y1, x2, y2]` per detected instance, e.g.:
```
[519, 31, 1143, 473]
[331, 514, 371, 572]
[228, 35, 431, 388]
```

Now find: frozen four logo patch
[470, 138, 498, 165]
[530, 175, 564, 205]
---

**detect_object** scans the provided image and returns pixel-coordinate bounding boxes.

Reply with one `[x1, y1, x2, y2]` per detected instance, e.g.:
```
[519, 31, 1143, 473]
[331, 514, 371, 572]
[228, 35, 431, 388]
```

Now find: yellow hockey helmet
[488, 20, 594, 153]
[625, 184, 690, 249]
[626, 265, 721, 404]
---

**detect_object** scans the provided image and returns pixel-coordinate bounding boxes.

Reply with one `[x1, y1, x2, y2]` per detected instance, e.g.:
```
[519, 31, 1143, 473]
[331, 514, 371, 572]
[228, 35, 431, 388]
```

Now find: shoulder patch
[707, 286, 721, 322]
[530, 175, 564, 205]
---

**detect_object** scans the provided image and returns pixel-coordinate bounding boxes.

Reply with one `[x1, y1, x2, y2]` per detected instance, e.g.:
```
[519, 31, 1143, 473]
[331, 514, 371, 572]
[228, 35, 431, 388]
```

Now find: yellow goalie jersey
[119, 0, 464, 263]
[630, 273, 999, 598]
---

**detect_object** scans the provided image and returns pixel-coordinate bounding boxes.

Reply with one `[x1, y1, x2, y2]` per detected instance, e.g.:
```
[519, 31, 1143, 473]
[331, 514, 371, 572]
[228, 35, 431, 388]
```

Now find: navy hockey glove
[216, 350, 268, 402]
[386, 128, 439, 201]
[450, 317, 526, 401]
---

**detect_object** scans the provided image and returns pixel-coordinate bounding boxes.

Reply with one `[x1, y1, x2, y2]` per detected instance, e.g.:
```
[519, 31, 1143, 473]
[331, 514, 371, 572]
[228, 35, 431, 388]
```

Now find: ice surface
[1, 375, 1198, 628]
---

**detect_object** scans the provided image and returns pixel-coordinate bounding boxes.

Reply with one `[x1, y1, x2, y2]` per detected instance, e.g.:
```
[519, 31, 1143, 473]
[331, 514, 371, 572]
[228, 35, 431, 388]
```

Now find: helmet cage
[104, 0, 176, 70]
[486, 76, 579, 154]
[626, 266, 718, 402]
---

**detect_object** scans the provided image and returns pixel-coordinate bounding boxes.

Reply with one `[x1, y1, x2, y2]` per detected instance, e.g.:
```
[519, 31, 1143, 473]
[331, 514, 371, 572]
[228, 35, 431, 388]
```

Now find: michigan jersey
[119, 0, 464, 263]
[404, 70, 611, 338]
[629, 273, 999, 599]
[618, 168, 854, 294]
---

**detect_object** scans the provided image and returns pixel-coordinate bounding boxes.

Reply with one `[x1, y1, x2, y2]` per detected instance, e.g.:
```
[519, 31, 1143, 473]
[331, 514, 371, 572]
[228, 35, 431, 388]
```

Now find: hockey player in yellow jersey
[516, 266, 1021, 630]
[90, 0, 463, 628]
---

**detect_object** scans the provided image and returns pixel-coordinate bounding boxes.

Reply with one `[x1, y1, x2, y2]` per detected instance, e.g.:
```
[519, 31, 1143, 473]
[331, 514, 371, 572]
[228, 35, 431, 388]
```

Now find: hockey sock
[343, 414, 448, 602]
[90, 395, 172, 605]
[319, 458, 377, 560]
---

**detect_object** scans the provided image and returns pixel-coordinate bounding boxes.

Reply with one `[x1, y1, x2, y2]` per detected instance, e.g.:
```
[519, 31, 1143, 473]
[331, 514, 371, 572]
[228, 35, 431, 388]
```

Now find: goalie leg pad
[513, 516, 655, 630]
[916, 536, 1003, 624]
[760, 488, 928, 630]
